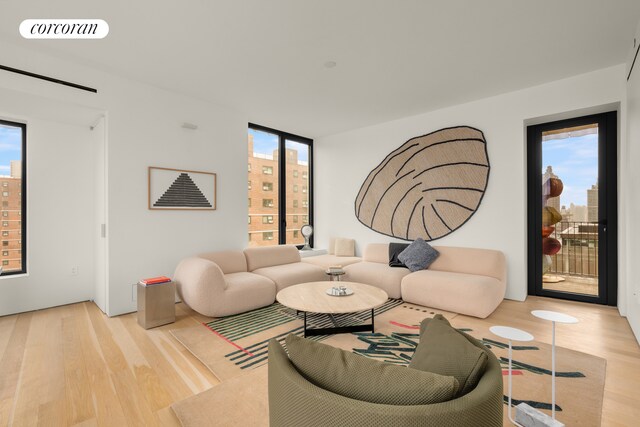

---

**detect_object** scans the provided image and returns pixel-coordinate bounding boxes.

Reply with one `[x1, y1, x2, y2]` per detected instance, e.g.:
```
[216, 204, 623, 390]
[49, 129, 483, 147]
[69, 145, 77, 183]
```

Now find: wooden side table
[137, 281, 176, 329]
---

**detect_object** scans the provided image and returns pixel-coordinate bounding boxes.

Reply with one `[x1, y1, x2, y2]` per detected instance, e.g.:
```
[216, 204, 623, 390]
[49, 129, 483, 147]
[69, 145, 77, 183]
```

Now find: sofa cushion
[398, 238, 439, 272]
[401, 270, 504, 318]
[253, 262, 326, 292]
[362, 243, 389, 263]
[429, 246, 506, 281]
[244, 245, 301, 271]
[285, 334, 459, 405]
[343, 261, 409, 299]
[334, 238, 355, 257]
[409, 315, 488, 397]
[388, 242, 409, 268]
[221, 272, 276, 316]
[198, 250, 248, 274]
[301, 254, 361, 270]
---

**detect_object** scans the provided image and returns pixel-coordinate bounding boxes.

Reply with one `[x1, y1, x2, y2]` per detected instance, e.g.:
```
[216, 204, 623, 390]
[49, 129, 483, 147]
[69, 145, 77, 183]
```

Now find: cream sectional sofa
[345, 243, 506, 318]
[174, 245, 326, 317]
[300, 237, 361, 270]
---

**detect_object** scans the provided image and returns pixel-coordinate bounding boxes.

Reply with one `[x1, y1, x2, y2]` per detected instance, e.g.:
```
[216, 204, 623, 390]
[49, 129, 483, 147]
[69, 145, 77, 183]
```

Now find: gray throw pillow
[397, 238, 439, 272]
[285, 334, 459, 405]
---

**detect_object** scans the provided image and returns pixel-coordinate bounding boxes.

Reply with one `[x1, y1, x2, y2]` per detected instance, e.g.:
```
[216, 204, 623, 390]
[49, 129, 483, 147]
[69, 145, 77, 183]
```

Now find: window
[0, 120, 26, 275]
[263, 231, 274, 241]
[248, 163, 251, 172]
[248, 124, 313, 247]
[303, 216, 308, 223]
[262, 215, 274, 224]
[302, 172, 308, 179]
[248, 180, 252, 190]
[293, 230, 299, 238]
[303, 200, 309, 208]
[248, 198, 251, 207]
[302, 186, 307, 194]
[248, 216, 251, 224]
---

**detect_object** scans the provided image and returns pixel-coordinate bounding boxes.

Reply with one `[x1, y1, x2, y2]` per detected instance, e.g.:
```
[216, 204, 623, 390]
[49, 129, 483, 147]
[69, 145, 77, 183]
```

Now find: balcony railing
[547, 221, 598, 278]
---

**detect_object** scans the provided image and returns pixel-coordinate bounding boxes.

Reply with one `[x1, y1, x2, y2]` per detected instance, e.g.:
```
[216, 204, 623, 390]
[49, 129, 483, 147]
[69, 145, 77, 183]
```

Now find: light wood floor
[0, 297, 639, 426]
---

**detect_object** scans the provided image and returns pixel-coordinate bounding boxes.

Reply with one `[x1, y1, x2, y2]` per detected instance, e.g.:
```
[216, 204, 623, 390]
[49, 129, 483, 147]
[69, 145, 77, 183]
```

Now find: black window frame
[0, 119, 27, 276]
[249, 123, 314, 248]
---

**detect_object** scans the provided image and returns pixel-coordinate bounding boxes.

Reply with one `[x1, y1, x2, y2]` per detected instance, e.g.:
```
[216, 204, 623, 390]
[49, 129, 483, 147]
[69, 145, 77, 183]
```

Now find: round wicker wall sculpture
[354, 126, 490, 241]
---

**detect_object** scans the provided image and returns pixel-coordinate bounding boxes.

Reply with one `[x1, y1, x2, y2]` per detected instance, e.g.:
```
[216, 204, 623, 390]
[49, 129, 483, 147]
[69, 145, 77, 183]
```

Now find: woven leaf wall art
[354, 126, 490, 241]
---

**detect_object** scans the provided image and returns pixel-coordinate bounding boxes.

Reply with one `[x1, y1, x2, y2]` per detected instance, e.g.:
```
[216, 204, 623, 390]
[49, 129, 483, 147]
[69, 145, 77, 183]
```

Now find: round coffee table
[276, 281, 388, 337]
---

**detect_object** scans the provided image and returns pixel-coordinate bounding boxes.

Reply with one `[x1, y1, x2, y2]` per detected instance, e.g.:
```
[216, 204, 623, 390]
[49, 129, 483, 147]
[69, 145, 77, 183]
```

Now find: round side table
[490, 326, 534, 426]
[531, 310, 578, 420]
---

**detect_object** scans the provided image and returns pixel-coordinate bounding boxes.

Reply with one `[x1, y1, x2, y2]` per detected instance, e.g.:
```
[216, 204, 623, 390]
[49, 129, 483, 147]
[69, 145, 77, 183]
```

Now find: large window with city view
[0, 120, 26, 275]
[248, 125, 312, 247]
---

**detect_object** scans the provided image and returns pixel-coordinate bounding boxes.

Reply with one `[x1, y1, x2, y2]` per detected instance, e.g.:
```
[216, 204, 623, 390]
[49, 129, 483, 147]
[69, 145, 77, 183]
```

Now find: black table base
[302, 309, 375, 337]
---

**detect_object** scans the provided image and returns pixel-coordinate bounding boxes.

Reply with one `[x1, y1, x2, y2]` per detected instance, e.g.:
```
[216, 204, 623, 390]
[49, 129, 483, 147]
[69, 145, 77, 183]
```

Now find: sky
[0, 124, 22, 176]
[543, 133, 598, 207]
[249, 128, 309, 162]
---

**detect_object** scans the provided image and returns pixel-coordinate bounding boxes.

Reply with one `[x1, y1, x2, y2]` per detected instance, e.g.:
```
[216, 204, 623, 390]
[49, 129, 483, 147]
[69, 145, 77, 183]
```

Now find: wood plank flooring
[0, 297, 638, 426]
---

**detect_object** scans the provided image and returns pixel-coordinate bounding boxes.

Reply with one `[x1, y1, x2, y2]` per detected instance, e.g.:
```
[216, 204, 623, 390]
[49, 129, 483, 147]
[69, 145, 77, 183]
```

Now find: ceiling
[1, 1, 639, 138]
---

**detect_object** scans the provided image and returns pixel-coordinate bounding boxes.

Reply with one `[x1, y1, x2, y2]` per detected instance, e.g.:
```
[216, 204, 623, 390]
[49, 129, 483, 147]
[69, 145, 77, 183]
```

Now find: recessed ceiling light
[324, 61, 337, 69]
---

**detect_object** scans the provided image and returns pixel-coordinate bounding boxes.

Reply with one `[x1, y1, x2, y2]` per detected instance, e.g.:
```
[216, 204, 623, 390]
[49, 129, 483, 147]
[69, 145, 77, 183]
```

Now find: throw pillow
[388, 242, 410, 267]
[397, 238, 439, 272]
[285, 334, 459, 405]
[334, 238, 355, 257]
[409, 315, 488, 397]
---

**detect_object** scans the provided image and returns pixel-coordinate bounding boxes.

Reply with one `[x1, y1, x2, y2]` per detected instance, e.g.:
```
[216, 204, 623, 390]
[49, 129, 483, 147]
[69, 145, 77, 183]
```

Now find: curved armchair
[173, 252, 276, 317]
[268, 332, 503, 427]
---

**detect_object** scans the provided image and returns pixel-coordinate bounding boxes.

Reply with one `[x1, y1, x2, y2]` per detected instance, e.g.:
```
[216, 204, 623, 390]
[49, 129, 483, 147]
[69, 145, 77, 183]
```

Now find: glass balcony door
[527, 112, 617, 305]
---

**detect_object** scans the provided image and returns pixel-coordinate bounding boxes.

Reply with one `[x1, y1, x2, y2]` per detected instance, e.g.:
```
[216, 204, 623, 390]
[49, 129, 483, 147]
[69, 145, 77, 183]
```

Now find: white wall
[0, 90, 98, 315]
[624, 22, 640, 342]
[315, 65, 626, 303]
[0, 41, 248, 316]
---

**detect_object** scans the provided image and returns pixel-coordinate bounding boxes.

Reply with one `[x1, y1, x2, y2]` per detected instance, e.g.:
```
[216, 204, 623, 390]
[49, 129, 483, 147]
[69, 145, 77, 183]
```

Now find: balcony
[543, 221, 598, 296]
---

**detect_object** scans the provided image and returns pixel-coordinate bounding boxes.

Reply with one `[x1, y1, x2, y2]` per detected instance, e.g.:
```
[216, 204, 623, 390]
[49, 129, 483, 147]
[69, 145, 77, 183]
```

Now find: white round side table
[490, 326, 534, 426]
[531, 310, 578, 420]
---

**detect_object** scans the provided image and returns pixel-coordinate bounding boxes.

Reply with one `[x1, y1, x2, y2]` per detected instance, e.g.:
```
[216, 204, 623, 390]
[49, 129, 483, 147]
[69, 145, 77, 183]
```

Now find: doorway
[527, 111, 617, 305]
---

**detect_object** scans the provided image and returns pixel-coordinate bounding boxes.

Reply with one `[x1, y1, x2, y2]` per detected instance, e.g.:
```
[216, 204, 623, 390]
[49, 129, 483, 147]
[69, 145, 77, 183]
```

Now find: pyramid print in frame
[148, 167, 217, 210]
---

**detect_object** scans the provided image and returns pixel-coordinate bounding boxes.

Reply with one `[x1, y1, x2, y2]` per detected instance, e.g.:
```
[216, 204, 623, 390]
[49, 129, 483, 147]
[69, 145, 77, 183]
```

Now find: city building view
[542, 124, 599, 296]
[248, 132, 310, 247]
[0, 121, 24, 274]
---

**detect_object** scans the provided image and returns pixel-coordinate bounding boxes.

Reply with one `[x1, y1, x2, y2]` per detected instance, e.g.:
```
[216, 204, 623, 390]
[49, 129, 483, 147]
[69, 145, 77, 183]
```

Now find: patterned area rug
[171, 301, 605, 426]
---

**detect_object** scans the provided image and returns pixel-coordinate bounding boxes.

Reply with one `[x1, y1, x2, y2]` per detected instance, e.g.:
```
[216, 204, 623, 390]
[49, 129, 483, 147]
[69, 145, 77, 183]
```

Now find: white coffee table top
[531, 310, 578, 324]
[276, 281, 388, 314]
[490, 326, 534, 342]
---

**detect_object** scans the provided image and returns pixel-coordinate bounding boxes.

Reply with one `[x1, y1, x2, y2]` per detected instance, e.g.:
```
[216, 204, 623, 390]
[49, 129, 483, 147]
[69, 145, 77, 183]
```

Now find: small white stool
[531, 310, 578, 420]
[490, 326, 534, 426]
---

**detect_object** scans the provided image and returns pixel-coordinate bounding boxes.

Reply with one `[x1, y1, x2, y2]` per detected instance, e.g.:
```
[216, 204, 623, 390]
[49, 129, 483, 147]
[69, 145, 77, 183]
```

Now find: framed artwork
[148, 167, 217, 210]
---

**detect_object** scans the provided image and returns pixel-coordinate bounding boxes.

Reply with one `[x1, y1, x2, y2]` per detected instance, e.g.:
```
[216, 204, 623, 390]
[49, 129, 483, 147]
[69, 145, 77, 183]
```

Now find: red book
[139, 276, 171, 285]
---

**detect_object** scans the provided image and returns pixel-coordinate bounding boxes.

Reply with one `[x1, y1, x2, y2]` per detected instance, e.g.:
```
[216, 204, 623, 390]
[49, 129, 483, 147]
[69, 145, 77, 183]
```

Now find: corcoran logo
[19, 19, 109, 39]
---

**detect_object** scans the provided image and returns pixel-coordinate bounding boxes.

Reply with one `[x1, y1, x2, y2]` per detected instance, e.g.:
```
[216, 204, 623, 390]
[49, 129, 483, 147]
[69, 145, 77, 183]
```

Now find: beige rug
[171, 301, 605, 426]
